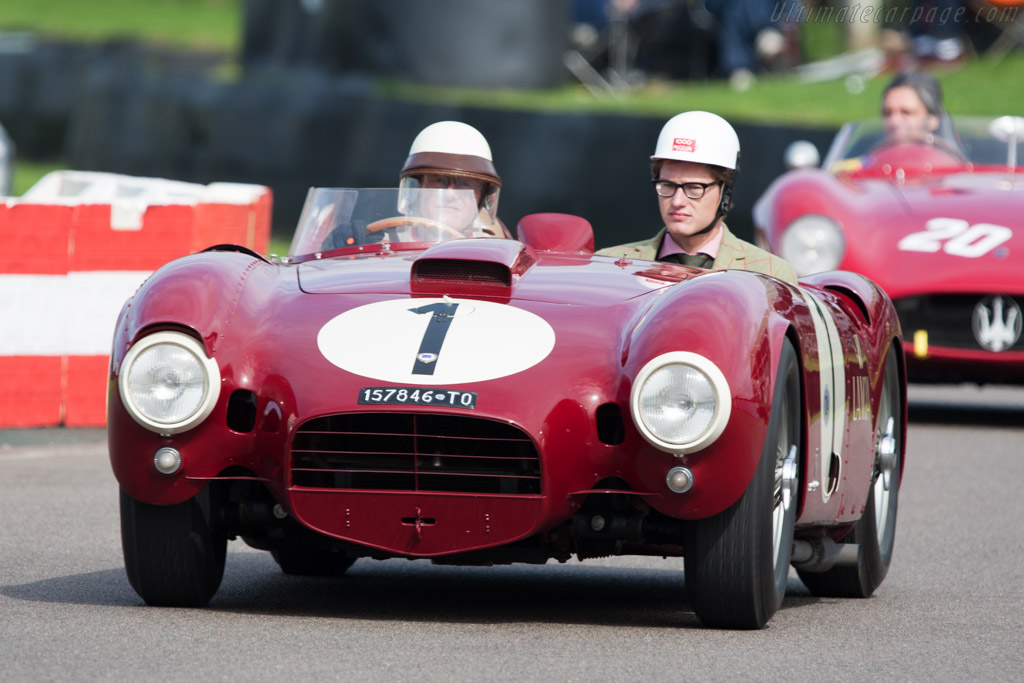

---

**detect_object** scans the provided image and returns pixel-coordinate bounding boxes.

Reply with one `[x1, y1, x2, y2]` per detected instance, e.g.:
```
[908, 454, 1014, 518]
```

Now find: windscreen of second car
[824, 116, 1024, 167]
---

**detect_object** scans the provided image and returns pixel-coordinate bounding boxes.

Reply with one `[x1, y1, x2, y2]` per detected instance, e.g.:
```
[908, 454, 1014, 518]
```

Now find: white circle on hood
[317, 297, 556, 384]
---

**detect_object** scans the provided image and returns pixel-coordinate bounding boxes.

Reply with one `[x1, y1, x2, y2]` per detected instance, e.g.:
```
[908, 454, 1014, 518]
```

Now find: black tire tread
[685, 339, 800, 629]
[120, 487, 227, 607]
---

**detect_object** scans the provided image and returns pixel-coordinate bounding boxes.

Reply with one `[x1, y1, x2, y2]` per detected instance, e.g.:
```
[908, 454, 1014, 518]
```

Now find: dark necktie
[663, 252, 713, 269]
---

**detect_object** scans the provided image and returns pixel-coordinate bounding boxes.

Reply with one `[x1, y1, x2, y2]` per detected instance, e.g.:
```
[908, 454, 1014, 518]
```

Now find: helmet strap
[695, 153, 738, 235]
[693, 182, 731, 236]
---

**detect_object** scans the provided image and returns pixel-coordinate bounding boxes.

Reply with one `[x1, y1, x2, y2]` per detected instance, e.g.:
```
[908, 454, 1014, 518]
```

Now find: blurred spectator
[569, 0, 805, 88]
[568, 0, 719, 83]
[909, 0, 967, 68]
[705, 0, 801, 90]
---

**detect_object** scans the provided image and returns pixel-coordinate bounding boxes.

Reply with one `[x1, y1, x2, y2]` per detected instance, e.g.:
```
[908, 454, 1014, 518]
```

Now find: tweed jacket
[596, 224, 798, 285]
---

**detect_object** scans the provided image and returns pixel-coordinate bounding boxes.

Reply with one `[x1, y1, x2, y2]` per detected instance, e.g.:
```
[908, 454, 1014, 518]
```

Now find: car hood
[842, 172, 1024, 299]
[296, 238, 691, 307]
[890, 171, 1021, 215]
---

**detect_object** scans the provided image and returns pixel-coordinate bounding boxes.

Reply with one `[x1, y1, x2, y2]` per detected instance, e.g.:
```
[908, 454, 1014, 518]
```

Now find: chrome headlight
[779, 214, 845, 275]
[118, 331, 221, 435]
[630, 352, 731, 456]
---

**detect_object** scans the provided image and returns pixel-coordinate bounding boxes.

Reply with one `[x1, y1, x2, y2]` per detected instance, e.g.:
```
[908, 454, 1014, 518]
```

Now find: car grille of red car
[290, 413, 540, 494]
[895, 294, 1024, 352]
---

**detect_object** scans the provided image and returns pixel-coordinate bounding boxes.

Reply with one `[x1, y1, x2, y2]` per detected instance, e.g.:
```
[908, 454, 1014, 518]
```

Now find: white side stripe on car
[800, 287, 848, 503]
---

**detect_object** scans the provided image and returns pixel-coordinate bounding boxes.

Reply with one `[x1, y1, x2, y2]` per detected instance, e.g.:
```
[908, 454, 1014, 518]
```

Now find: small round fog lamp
[666, 466, 694, 494]
[154, 447, 182, 475]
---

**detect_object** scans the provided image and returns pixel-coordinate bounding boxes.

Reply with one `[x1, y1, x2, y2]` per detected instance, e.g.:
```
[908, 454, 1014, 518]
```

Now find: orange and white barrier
[0, 171, 272, 427]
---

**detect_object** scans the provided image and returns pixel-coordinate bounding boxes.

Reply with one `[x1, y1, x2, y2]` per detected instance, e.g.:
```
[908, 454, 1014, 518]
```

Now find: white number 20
[898, 217, 1011, 258]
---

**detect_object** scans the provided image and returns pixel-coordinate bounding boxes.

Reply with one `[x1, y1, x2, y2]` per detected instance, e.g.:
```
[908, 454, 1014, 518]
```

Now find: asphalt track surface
[1, 384, 1022, 682]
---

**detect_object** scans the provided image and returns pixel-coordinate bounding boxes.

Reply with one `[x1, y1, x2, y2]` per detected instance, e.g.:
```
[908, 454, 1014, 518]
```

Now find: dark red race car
[109, 187, 906, 629]
[755, 115, 1024, 384]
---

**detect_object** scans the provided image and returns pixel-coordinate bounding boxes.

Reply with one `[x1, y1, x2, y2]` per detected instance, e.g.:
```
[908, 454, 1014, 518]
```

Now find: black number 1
[409, 301, 459, 375]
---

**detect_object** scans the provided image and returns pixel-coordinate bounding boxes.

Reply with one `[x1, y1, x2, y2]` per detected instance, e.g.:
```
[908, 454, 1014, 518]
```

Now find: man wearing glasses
[599, 110, 797, 284]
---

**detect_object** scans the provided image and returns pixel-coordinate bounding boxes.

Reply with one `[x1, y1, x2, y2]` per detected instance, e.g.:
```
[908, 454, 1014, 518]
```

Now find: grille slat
[291, 412, 541, 494]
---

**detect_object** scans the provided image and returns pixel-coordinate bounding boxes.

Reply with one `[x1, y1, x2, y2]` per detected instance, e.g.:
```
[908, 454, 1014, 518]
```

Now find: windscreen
[288, 187, 500, 257]
[824, 116, 1024, 168]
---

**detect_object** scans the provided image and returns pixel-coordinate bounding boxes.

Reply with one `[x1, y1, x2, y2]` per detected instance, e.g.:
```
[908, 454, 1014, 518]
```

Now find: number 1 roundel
[317, 298, 556, 384]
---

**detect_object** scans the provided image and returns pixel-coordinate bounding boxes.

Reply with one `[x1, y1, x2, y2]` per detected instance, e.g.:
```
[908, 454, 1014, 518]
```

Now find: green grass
[381, 51, 1024, 129]
[0, 0, 241, 53]
[10, 159, 62, 196]
[269, 237, 291, 256]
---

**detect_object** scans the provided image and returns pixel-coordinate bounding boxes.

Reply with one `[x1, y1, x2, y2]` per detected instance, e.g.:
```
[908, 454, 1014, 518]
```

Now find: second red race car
[755, 115, 1024, 384]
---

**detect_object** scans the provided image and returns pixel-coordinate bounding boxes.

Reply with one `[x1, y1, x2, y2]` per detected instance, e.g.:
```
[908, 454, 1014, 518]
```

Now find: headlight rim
[630, 351, 732, 456]
[779, 213, 845, 276]
[117, 330, 221, 435]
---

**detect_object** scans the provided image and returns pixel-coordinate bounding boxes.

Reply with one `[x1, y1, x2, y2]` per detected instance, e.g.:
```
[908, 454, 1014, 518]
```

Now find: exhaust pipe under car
[791, 537, 859, 572]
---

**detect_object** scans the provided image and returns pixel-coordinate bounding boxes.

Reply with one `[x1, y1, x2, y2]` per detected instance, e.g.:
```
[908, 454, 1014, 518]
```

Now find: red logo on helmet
[672, 138, 696, 153]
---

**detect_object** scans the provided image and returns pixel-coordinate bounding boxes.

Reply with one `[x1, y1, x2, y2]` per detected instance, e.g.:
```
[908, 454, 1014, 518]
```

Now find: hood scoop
[411, 238, 535, 296]
[415, 259, 512, 286]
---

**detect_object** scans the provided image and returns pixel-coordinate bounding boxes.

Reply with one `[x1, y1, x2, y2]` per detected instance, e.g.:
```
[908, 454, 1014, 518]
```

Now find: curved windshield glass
[823, 115, 1024, 168]
[288, 188, 506, 258]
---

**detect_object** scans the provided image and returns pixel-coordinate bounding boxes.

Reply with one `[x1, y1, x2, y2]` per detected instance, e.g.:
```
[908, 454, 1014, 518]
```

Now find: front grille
[895, 294, 1024, 352]
[414, 259, 511, 286]
[291, 413, 540, 494]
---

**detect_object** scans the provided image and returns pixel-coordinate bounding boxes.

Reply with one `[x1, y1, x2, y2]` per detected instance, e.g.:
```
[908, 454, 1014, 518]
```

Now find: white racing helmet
[652, 111, 740, 170]
[399, 121, 502, 232]
[652, 111, 740, 224]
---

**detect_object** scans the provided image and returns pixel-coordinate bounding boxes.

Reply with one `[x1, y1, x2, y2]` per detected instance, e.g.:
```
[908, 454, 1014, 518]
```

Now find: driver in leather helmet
[398, 120, 507, 238]
[322, 121, 506, 250]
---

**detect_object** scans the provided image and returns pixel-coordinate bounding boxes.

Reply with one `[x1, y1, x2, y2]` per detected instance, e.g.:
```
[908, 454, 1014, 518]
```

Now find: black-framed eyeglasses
[651, 179, 720, 199]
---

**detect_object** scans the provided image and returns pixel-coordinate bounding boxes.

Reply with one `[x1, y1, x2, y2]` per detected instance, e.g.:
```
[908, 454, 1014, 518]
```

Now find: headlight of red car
[779, 214, 845, 275]
[118, 331, 221, 436]
[630, 352, 731, 456]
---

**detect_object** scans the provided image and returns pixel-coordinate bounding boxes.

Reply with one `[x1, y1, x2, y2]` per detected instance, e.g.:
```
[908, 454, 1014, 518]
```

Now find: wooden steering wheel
[365, 216, 465, 241]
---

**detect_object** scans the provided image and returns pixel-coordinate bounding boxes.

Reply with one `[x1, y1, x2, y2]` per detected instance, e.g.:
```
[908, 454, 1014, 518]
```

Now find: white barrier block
[0, 271, 151, 356]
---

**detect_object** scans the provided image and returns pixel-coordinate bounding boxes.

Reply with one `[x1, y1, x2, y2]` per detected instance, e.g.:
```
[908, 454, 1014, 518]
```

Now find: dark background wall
[241, 0, 574, 89]
[60, 68, 835, 246]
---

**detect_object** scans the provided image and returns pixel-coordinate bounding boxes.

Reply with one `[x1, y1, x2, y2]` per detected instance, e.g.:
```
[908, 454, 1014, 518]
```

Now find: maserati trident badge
[973, 295, 1021, 352]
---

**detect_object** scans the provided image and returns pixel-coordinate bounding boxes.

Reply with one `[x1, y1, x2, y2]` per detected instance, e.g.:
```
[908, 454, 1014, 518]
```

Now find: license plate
[358, 387, 477, 409]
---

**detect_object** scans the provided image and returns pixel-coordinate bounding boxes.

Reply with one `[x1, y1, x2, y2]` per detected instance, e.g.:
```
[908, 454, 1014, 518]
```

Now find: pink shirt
[657, 225, 724, 261]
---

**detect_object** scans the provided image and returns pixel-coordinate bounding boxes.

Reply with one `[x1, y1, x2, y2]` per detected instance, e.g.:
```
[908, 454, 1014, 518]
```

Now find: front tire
[798, 344, 901, 598]
[685, 339, 801, 629]
[120, 487, 227, 607]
